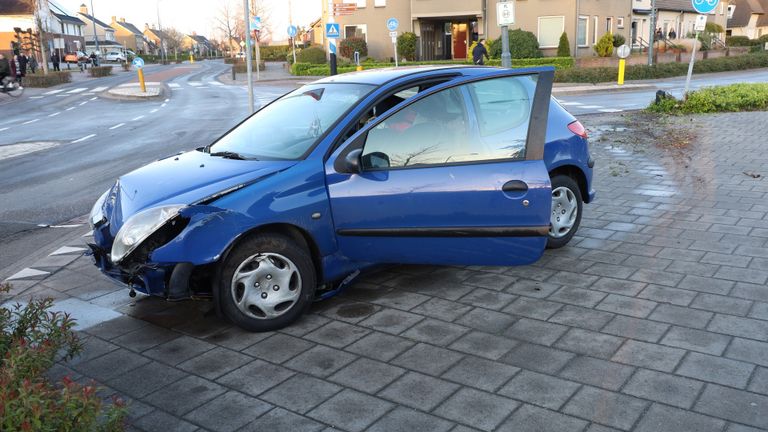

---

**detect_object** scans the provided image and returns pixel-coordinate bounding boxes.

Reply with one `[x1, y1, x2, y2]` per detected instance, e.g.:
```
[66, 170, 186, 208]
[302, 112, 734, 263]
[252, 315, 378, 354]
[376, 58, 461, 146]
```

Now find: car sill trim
[336, 226, 549, 237]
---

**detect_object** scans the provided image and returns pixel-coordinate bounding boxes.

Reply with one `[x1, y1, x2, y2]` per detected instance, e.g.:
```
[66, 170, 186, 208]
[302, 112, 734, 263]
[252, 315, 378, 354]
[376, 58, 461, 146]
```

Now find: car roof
[313, 65, 553, 86]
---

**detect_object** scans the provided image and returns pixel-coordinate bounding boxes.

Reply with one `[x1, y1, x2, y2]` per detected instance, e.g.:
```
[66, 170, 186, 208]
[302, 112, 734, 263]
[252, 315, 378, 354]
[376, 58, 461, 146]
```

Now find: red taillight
[568, 120, 588, 139]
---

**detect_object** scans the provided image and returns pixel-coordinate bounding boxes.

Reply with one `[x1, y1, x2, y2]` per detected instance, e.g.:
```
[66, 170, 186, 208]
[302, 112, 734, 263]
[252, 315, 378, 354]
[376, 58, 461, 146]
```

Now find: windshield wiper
[209, 151, 250, 160]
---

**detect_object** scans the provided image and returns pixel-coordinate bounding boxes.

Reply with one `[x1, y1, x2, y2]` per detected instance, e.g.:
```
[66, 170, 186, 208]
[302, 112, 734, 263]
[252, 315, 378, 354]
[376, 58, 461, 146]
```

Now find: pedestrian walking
[0, 53, 11, 89]
[668, 29, 677, 40]
[90, 52, 98, 67]
[13, 51, 26, 85]
[51, 52, 60, 71]
[655, 28, 664, 41]
[28, 53, 37, 74]
[472, 39, 489, 65]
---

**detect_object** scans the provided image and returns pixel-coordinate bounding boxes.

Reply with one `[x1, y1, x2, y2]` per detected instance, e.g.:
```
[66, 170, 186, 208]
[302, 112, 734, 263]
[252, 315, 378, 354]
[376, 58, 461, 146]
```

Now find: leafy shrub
[290, 57, 574, 76]
[296, 47, 327, 64]
[648, 83, 768, 113]
[726, 36, 753, 46]
[339, 37, 368, 59]
[557, 32, 571, 57]
[260, 45, 291, 61]
[22, 71, 71, 87]
[89, 66, 112, 77]
[397, 32, 418, 61]
[232, 61, 266, 73]
[0, 283, 127, 431]
[489, 29, 542, 59]
[705, 22, 724, 34]
[594, 33, 614, 57]
[613, 34, 626, 48]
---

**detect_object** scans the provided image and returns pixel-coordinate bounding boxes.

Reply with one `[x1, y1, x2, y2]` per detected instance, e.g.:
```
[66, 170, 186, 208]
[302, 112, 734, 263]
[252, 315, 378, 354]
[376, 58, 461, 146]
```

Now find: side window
[466, 75, 536, 160]
[362, 87, 471, 168]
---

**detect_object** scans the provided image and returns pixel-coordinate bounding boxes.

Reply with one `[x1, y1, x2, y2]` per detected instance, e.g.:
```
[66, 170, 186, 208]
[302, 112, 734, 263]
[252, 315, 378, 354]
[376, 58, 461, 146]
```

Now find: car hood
[111, 150, 296, 230]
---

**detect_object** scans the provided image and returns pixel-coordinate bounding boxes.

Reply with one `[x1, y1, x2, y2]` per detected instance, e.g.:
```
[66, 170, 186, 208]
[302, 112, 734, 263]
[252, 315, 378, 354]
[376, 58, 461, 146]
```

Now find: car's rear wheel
[219, 233, 316, 332]
[546, 175, 583, 249]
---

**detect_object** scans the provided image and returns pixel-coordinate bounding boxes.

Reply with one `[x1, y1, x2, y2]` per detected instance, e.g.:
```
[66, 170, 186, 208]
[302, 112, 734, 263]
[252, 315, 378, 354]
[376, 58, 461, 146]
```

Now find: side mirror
[342, 149, 362, 174]
[362, 151, 390, 169]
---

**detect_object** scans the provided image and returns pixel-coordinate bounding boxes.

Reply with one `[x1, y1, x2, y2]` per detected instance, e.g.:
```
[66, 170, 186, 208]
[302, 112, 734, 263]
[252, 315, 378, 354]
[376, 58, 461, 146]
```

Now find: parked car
[63, 51, 88, 63]
[88, 66, 595, 331]
[105, 51, 126, 62]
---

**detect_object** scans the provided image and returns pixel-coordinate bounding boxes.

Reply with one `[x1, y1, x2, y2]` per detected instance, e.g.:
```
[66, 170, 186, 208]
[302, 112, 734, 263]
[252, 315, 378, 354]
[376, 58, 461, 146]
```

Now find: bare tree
[214, 0, 238, 57]
[19, 0, 49, 74]
[163, 27, 185, 53]
[232, 0, 272, 44]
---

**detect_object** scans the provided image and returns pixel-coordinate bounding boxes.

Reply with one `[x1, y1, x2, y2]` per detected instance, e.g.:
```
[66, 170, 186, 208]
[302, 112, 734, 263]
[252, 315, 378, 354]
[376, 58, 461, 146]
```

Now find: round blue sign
[691, 0, 719, 14]
[386, 17, 399, 31]
[132, 57, 144, 69]
[287, 25, 297, 37]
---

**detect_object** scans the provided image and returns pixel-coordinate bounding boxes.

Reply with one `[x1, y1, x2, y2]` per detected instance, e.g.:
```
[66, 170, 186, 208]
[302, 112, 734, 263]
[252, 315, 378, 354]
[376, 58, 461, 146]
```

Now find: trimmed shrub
[489, 29, 542, 59]
[594, 33, 614, 57]
[296, 47, 327, 64]
[89, 66, 112, 77]
[726, 36, 752, 46]
[232, 61, 266, 73]
[397, 32, 418, 61]
[613, 34, 626, 48]
[22, 71, 71, 87]
[290, 57, 574, 76]
[705, 22, 724, 34]
[339, 37, 368, 59]
[557, 32, 571, 57]
[260, 45, 291, 61]
[648, 83, 768, 114]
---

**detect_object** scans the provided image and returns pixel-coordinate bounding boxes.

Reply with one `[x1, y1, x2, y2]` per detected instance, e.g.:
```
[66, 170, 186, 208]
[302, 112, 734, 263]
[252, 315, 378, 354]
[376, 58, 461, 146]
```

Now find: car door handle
[502, 180, 529, 193]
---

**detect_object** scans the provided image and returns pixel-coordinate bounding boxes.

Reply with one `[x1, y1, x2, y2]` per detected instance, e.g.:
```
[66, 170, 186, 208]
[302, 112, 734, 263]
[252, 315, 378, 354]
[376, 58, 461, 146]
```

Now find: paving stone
[591, 278, 647, 296]
[448, 330, 518, 360]
[109, 361, 187, 398]
[84, 315, 150, 340]
[504, 318, 568, 346]
[748, 367, 768, 395]
[303, 320, 370, 348]
[410, 297, 474, 322]
[726, 424, 766, 432]
[67, 336, 119, 366]
[442, 355, 519, 392]
[505, 279, 562, 298]
[183, 390, 271, 432]
[133, 410, 199, 432]
[665, 260, 719, 278]
[707, 314, 768, 341]
[714, 266, 768, 285]
[749, 302, 768, 320]
[370, 290, 431, 311]
[143, 335, 216, 366]
[391, 343, 464, 376]
[562, 386, 648, 431]
[732, 282, 768, 302]
[497, 404, 588, 432]
[500, 343, 576, 374]
[701, 253, 749, 268]
[554, 328, 625, 359]
[307, 389, 393, 432]
[691, 294, 753, 316]
[242, 333, 314, 363]
[463, 272, 517, 291]
[378, 371, 460, 411]
[622, 369, 703, 409]
[260, 374, 341, 414]
[586, 424, 621, 432]
[454, 308, 517, 334]
[358, 308, 425, 334]
[433, 388, 518, 432]
[694, 384, 768, 430]
[637, 285, 696, 306]
[401, 318, 469, 346]
[585, 262, 636, 279]
[676, 352, 754, 388]
[601, 315, 670, 343]
[344, 331, 415, 362]
[177, 347, 253, 380]
[582, 250, 630, 265]
[548, 286, 607, 308]
[635, 404, 725, 432]
[547, 271, 599, 288]
[678, 275, 734, 295]
[458, 288, 517, 310]
[74, 348, 151, 382]
[649, 304, 713, 329]
[657, 248, 706, 263]
[611, 339, 685, 372]
[725, 338, 768, 367]
[144, 375, 226, 416]
[498, 370, 581, 410]
[112, 325, 180, 353]
[240, 407, 324, 432]
[284, 345, 357, 378]
[503, 297, 563, 320]
[203, 325, 273, 351]
[548, 305, 615, 331]
[596, 294, 658, 318]
[630, 269, 684, 287]
[215, 359, 295, 396]
[561, 355, 635, 390]
[662, 326, 731, 355]
[328, 358, 405, 394]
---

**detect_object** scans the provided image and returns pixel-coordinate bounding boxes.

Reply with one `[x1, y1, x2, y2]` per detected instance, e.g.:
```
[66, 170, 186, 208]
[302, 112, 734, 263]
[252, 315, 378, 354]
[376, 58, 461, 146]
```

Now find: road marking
[30, 96, 44, 99]
[66, 88, 88, 94]
[168, 83, 180, 88]
[559, 101, 582, 106]
[0, 127, 8, 132]
[164, 98, 170, 102]
[6, 267, 50, 281]
[71, 134, 96, 143]
[66, 107, 76, 111]
[79, 101, 88, 106]
[89, 96, 98, 101]
[22, 119, 40, 125]
[197, 86, 209, 89]
[598, 108, 624, 113]
[0, 141, 59, 161]
[580, 105, 603, 109]
[56, 94, 68, 97]
[171, 88, 184, 90]
[210, 81, 223, 86]
[50, 246, 87, 256]
[109, 123, 125, 130]
[132, 115, 144, 121]
[90, 86, 108, 92]
[150, 108, 158, 113]
[48, 112, 61, 117]
[37, 223, 83, 228]
[44, 89, 64, 95]
[161, 103, 166, 107]
[188, 82, 202, 86]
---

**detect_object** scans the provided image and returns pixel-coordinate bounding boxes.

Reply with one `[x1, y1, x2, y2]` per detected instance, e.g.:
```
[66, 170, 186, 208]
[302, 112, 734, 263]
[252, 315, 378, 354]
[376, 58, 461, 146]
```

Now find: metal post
[289, 0, 297, 65]
[648, 0, 656, 66]
[243, 0, 254, 113]
[255, 41, 260, 81]
[683, 31, 700, 97]
[89, 0, 99, 59]
[156, 0, 165, 63]
[574, 0, 580, 57]
[328, 0, 337, 75]
[394, 39, 398, 67]
[501, 25, 511, 67]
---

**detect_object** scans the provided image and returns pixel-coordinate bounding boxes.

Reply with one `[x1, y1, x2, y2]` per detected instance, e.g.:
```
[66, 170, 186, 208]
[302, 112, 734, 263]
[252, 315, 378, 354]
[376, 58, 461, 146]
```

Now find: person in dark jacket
[28, 52, 37, 74]
[0, 53, 11, 88]
[472, 39, 489, 65]
[51, 52, 60, 71]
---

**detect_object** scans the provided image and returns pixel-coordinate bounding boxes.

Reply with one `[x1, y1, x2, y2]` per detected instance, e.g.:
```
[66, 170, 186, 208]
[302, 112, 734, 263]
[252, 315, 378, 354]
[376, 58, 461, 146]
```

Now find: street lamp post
[157, 0, 166, 63]
[89, 0, 99, 60]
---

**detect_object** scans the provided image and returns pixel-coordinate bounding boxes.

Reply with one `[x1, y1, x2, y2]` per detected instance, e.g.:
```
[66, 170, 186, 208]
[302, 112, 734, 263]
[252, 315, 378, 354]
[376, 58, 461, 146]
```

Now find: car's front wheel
[546, 175, 583, 249]
[219, 233, 316, 332]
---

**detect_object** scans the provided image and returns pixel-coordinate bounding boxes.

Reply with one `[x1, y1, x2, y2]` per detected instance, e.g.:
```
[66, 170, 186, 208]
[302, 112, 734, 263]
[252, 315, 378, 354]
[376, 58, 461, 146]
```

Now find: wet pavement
[3, 111, 768, 432]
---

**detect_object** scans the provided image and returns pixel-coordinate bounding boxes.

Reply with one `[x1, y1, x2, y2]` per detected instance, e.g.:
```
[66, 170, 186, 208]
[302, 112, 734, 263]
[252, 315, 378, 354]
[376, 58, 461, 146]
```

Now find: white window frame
[344, 24, 368, 42]
[606, 17, 613, 33]
[593, 16, 598, 44]
[356, 0, 366, 7]
[577, 16, 589, 47]
[537, 16, 565, 48]
[374, 0, 385, 7]
[617, 17, 624, 29]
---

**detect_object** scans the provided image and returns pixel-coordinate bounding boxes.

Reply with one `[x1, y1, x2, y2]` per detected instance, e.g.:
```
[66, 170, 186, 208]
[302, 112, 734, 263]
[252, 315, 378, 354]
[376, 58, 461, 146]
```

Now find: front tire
[219, 233, 316, 332]
[546, 175, 583, 249]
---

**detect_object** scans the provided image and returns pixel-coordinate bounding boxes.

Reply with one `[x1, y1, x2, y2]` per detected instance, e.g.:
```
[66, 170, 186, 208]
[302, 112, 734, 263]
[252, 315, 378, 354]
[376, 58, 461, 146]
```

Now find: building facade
[1, 0, 85, 61]
[727, 0, 766, 38]
[77, 4, 122, 55]
[110, 16, 144, 53]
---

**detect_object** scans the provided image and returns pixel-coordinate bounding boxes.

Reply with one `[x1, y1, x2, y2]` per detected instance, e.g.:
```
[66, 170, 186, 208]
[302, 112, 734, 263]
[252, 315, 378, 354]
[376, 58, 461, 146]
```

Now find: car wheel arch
[548, 164, 589, 204]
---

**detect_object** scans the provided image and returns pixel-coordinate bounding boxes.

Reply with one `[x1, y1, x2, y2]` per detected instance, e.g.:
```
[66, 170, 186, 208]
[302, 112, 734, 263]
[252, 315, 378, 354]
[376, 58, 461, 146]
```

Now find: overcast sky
[56, 0, 321, 41]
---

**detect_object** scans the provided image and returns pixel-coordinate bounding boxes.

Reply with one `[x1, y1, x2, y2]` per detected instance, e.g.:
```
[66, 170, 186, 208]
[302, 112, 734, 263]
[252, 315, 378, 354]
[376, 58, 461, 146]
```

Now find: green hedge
[260, 45, 291, 61]
[648, 83, 768, 114]
[290, 57, 575, 76]
[232, 61, 266, 73]
[23, 71, 72, 87]
[88, 66, 112, 77]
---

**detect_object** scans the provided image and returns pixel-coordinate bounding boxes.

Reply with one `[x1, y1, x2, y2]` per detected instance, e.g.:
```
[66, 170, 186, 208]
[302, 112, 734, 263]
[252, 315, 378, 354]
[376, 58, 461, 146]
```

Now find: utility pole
[288, 0, 296, 64]
[243, 0, 254, 113]
[648, 0, 656, 66]
[573, 0, 580, 57]
[157, 0, 165, 63]
[33, 0, 49, 74]
[89, 0, 99, 59]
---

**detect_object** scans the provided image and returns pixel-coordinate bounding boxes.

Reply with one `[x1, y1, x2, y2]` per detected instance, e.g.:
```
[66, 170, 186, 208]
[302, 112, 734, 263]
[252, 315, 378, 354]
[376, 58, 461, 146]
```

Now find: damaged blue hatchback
[89, 66, 595, 331]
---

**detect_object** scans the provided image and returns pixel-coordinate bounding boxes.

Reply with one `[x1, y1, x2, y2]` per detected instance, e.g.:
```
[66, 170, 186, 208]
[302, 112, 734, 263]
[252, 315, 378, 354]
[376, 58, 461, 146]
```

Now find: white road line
[48, 112, 61, 117]
[210, 81, 223, 86]
[161, 103, 166, 107]
[71, 134, 96, 143]
[90, 86, 108, 92]
[132, 115, 145, 121]
[559, 101, 582, 106]
[79, 101, 88, 106]
[188, 82, 202, 86]
[171, 88, 184, 90]
[30, 96, 44, 99]
[89, 96, 98, 101]
[197, 86, 209, 89]
[22, 119, 39, 125]
[0, 127, 8, 132]
[44, 89, 64, 95]
[6, 268, 50, 281]
[109, 123, 125, 130]
[66, 107, 76, 111]
[164, 98, 170, 102]
[598, 108, 624, 113]
[56, 94, 68, 97]
[168, 83, 180, 88]
[580, 105, 603, 109]
[150, 108, 158, 113]
[66, 88, 88, 94]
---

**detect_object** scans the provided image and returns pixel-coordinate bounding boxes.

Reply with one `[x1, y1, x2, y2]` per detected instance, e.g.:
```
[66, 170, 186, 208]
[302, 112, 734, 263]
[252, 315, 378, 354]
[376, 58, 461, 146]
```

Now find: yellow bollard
[190, 54, 194, 64]
[356, 65, 363, 71]
[617, 58, 626, 85]
[137, 68, 146, 93]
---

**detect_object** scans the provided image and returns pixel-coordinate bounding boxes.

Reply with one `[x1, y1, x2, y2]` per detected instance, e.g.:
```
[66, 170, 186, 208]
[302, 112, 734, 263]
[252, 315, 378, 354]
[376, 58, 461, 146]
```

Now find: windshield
[209, 83, 373, 160]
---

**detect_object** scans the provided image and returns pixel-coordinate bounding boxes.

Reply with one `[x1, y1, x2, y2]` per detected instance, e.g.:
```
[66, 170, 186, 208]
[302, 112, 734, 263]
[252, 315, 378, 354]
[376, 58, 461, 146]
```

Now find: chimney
[192, 31, 197, 36]
[145, 23, 150, 32]
[111, 16, 117, 23]
[79, 4, 88, 14]
[120, 17, 126, 23]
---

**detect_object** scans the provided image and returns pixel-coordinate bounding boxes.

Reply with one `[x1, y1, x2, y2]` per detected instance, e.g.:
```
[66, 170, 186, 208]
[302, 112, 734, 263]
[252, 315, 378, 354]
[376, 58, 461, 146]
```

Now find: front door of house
[453, 23, 467, 59]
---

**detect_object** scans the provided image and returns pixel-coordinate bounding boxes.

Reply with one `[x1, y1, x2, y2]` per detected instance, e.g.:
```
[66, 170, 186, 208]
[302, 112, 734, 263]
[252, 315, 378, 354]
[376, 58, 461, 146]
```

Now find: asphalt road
[0, 60, 293, 277]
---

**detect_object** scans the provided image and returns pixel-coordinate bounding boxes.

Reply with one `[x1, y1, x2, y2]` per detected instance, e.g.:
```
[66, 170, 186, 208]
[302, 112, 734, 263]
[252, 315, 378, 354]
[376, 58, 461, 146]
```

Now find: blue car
[89, 66, 594, 331]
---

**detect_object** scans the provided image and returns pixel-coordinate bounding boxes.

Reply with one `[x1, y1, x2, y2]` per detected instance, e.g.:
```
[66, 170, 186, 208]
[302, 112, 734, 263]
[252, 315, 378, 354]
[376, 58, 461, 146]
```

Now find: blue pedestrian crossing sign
[386, 18, 399, 31]
[132, 57, 144, 69]
[326, 23, 340, 38]
[287, 25, 297, 37]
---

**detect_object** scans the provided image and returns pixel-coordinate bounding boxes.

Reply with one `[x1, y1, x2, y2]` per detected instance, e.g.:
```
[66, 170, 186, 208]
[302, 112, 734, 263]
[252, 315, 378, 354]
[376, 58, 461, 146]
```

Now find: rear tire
[219, 233, 316, 332]
[546, 175, 583, 249]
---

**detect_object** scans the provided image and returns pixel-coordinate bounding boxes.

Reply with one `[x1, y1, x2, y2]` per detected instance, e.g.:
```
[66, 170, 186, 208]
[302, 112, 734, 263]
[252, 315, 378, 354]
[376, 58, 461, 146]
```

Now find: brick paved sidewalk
[5, 111, 768, 432]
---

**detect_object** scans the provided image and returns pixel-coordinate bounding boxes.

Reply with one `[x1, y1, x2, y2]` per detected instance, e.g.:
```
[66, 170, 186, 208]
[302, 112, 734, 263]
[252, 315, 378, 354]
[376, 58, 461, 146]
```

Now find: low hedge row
[232, 61, 266, 73]
[89, 66, 112, 77]
[648, 83, 768, 114]
[22, 71, 72, 87]
[290, 57, 575, 76]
